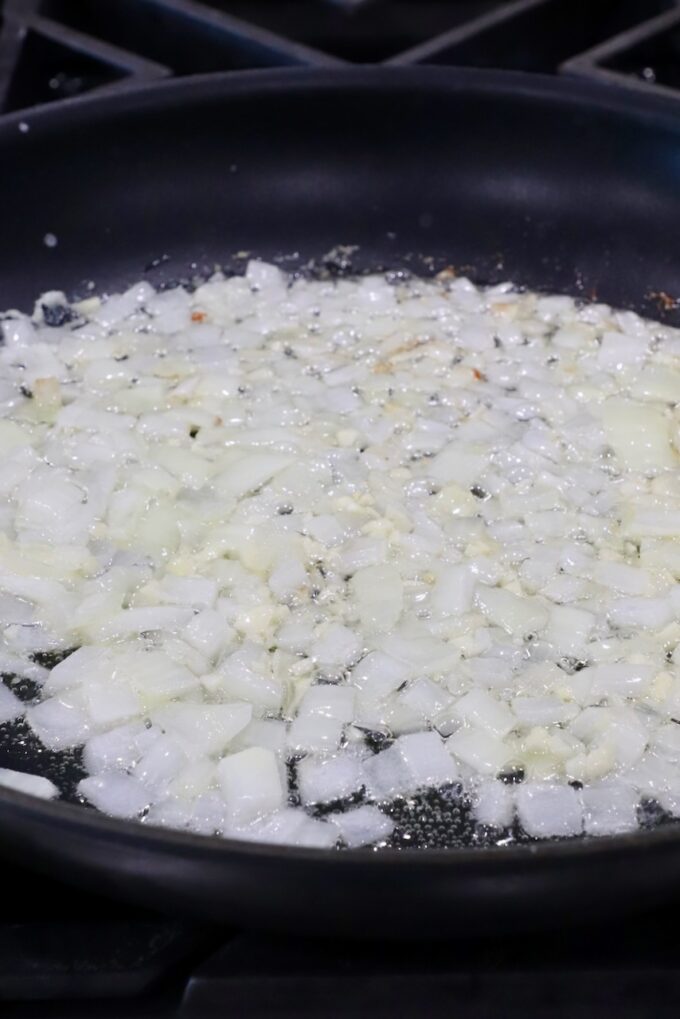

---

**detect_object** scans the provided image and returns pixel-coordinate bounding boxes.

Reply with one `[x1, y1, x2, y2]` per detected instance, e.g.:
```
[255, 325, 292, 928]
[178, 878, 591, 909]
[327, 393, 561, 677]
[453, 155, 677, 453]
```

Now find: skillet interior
[1, 67, 680, 935]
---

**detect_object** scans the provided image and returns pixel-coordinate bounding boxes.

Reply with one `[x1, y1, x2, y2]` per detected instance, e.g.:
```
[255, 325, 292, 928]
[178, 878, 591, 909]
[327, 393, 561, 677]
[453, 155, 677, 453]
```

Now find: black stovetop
[4, 854, 680, 1018]
[2, 1, 680, 1015]
[1, 0, 680, 111]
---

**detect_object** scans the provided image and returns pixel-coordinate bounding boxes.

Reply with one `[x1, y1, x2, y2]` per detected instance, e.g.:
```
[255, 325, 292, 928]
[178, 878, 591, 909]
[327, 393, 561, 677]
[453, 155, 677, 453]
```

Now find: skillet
[1, 67, 680, 937]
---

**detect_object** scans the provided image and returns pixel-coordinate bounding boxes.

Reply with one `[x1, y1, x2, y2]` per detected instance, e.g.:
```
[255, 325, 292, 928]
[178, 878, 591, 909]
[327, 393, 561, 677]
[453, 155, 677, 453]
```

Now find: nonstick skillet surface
[1, 68, 680, 936]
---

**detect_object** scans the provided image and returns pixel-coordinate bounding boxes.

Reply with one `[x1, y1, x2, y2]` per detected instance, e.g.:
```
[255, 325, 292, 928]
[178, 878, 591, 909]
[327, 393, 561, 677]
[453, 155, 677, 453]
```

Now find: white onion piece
[97, 607, 193, 641]
[472, 780, 514, 828]
[364, 732, 458, 800]
[310, 624, 363, 674]
[167, 760, 216, 801]
[153, 575, 218, 609]
[363, 743, 414, 800]
[582, 784, 638, 836]
[399, 678, 451, 721]
[0, 767, 58, 800]
[42, 647, 110, 694]
[233, 718, 287, 756]
[512, 696, 577, 727]
[430, 564, 476, 618]
[350, 652, 410, 699]
[592, 562, 652, 597]
[268, 556, 308, 602]
[544, 605, 594, 657]
[83, 722, 147, 773]
[516, 783, 584, 838]
[183, 609, 236, 660]
[0, 593, 35, 625]
[586, 664, 655, 698]
[475, 586, 548, 638]
[329, 805, 394, 847]
[27, 697, 90, 749]
[217, 747, 284, 823]
[607, 598, 673, 630]
[123, 652, 200, 707]
[145, 799, 194, 831]
[84, 681, 141, 728]
[447, 728, 512, 775]
[133, 736, 187, 795]
[287, 713, 344, 755]
[292, 684, 355, 723]
[602, 398, 675, 472]
[289, 816, 338, 849]
[215, 646, 282, 712]
[152, 702, 252, 759]
[230, 807, 308, 846]
[428, 446, 487, 487]
[297, 753, 364, 805]
[214, 452, 293, 501]
[78, 773, 150, 818]
[630, 363, 680, 403]
[188, 791, 229, 835]
[349, 565, 403, 632]
[453, 689, 515, 738]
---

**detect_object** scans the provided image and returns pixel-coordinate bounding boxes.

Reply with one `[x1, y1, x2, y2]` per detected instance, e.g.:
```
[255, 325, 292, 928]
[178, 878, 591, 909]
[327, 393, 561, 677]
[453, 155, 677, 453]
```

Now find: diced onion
[2, 262, 679, 847]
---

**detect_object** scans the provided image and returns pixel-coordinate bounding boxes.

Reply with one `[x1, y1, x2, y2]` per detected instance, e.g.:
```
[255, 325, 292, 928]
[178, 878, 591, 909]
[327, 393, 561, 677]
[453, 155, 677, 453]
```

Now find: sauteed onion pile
[0, 262, 679, 848]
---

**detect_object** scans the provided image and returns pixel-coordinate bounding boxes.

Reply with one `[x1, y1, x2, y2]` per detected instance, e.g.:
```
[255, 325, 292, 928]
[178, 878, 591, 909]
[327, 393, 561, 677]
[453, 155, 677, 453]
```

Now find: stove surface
[1, 2, 680, 1015]
[0, 0, 679, 112]
[3, 855, 680, 1018]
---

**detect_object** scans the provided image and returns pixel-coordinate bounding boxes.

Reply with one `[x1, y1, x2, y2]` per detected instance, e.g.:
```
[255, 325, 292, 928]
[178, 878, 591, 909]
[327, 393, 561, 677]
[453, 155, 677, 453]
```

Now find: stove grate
[0, 0, 679, 114]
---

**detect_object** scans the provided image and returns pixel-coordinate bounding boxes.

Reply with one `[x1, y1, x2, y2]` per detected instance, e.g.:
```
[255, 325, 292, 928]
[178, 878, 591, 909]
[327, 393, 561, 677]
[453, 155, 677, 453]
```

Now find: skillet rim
[2, 63, 680, 133]
[1, 64, 680, 870]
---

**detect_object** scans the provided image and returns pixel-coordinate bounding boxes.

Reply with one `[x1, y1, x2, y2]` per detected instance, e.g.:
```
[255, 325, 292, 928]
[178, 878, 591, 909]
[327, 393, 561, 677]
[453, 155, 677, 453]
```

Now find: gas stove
[4, 854, 680, 1018]
[2, 2, 680, 1016]
[0, 0, 680, 111]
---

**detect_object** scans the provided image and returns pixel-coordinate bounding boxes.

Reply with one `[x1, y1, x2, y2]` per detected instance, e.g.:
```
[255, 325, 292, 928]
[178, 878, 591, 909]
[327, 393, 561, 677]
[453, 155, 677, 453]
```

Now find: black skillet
[0, 67, 680, 937]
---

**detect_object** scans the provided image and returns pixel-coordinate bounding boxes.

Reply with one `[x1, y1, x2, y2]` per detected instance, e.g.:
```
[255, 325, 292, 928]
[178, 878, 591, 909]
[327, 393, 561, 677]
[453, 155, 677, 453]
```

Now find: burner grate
[201, 1, 505, 63]
[0, 0, 680, 114]
[36, 0, 341, 73]
[563, 5, 680, 99]
[389, 0, 678, 73]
